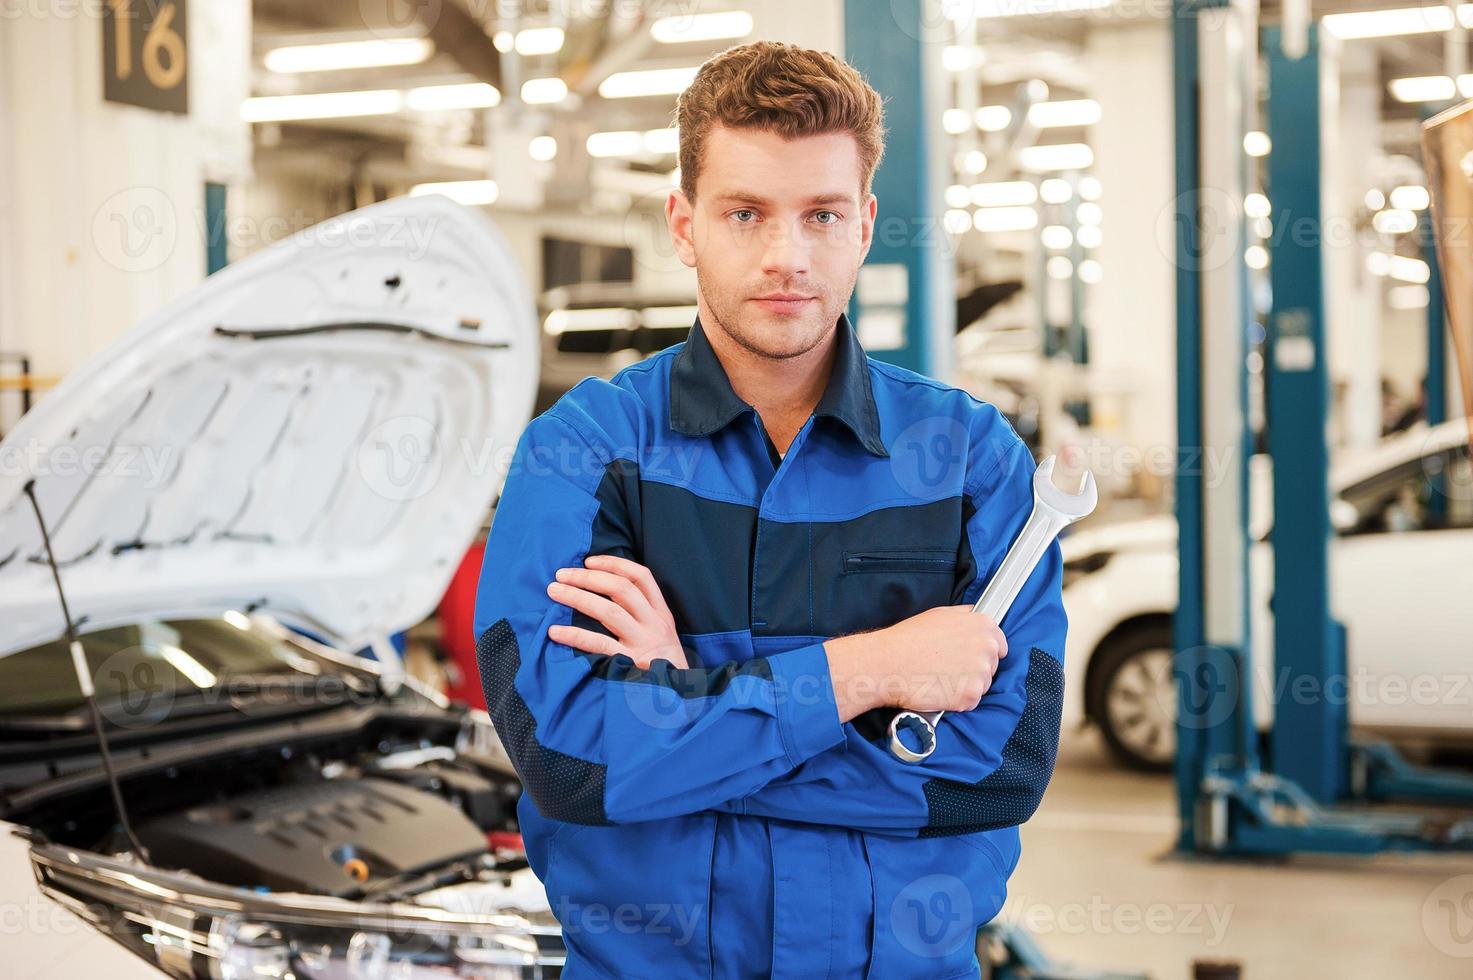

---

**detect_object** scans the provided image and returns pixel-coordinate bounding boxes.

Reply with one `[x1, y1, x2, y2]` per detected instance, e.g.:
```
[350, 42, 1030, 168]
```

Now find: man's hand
[824, 606, 1008, 724]
[546, 555, 690, 669]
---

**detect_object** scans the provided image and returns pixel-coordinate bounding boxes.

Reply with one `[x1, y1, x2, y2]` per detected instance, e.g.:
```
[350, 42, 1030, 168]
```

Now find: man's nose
[760, 220, 811, 278]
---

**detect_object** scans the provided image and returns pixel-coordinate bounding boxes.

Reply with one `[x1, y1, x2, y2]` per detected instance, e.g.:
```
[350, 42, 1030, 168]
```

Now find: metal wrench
[887, 454, 1098, 763]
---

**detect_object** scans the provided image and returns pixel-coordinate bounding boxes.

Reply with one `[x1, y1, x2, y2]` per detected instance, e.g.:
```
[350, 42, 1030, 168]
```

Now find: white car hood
[0, 196, 537, 657]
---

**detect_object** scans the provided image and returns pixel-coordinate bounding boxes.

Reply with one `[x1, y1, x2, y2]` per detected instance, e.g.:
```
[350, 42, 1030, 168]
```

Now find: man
[473, 40, 1067, 979]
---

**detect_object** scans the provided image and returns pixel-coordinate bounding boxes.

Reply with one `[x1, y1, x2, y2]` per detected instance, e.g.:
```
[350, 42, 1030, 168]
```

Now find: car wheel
[1089, 625, 1177, 772]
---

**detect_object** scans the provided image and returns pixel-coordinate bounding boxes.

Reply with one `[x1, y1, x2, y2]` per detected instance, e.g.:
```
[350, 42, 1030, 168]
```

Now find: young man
[474, 40, 1067, 979]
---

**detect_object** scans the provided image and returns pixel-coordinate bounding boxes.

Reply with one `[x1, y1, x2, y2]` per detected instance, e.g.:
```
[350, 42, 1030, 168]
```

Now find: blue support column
[205, 182, 228, 275]
[844, 0, 954, 377]
[1425, 212, 1447, 428]
[1171, 0, 1208, 852]
[1264, 25, 1347, 804]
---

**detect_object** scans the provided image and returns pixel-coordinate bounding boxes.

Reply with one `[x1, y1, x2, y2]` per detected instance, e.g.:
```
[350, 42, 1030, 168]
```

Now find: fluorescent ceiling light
[944, 209, 974, 234]
[586, 128, 679, 158]
[1078, 258, 1102, 283]
[515, 27, 565, 56]
[1039, 178, 1072, 204]
[1017, 142, 1094, 171]
[1389, 254, 1431, 282]
[587, 131, 644, 157]
[1076, 202, 1102, 226]
[971, 180, 1038, 207]
[544, 308, 640, 334]
[1244, 192, 1271, 218]
[943, 46, 984, 72]
[1243, 131, 1271, 157]
[1078, 175, 1102, 200]
[1041, 225, 1073, 250]
[974, 206, 1039, 232]
[943, 109, 971, 134]
[521, 77, 568, 104]
[598, 66, 699, 99]
[945, 184, 973, 209]
[410, 179, 499, 206]
[640, 305, 701, 329]
[406, 82, 500, 111]
[263, 38, 433, 73]
[976, 0, 1111, 17]
[529, 136, 558, 161]
[1046, 256, 1074, 279]
[1323, 5, 1453, 39]
[1245, 245, 1269, 270]
[1027, 99, 1101, 128]
[962, 150, 988, 174]
[1076, 223, 1102, 248]
[1388, 284, 1429, 309]
[976, 105, 1012, 131]
[651, 10, 753, 43]
[241, 89, 403, 122]
[1388, 74, 1457, 102]
[1373, 208, 1418, 234]
[1389, 185, 1430, 210]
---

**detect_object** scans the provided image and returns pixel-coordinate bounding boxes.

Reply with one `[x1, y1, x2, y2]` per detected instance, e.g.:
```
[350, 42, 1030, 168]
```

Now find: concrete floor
[1007, 726, 1473, 979]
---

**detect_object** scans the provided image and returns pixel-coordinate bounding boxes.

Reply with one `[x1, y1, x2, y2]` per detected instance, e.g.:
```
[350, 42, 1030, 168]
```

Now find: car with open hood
[0, 196, 570, 977]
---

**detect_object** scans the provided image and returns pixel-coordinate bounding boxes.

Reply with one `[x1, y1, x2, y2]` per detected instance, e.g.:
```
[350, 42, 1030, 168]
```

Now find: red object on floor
[487, 830, 525, 853]
[439, 541, 487, 709]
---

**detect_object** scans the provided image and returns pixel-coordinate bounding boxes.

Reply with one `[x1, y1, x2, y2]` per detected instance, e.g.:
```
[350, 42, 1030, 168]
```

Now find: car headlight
[1062, 550, 1114, 589]
[31, 843, 563, 979]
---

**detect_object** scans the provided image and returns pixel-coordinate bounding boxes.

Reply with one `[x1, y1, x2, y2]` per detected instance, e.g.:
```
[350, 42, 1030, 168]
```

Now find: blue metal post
[844, 0, 954, 377]
[1171, 0, 1208, 852]
[1264, 25, 1347, 804]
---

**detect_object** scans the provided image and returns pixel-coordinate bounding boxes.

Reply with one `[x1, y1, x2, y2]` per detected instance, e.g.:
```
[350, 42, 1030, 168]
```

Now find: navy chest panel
[580, 452, 971, 641]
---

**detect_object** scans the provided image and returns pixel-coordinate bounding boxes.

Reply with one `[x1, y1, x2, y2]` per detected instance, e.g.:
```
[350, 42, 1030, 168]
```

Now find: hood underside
[0, 196, 537, 657]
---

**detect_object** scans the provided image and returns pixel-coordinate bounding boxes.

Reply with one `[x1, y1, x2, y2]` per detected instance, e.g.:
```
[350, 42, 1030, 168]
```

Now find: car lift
[1173, 0, 1473, 856]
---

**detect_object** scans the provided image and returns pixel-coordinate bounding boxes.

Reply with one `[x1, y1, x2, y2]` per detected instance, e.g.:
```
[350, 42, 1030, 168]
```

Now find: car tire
[1088, 623, 1177, 773]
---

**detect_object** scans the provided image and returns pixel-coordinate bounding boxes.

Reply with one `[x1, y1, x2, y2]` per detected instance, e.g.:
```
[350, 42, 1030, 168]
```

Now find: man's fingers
[547, 624, 624, 656]
[547, 582, 637, 636]
[583, 554, 674, 618]
[555, 566, 651, 618]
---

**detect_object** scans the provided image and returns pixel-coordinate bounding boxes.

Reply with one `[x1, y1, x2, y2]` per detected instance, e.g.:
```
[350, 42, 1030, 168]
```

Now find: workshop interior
[2, 0, 1473, 977]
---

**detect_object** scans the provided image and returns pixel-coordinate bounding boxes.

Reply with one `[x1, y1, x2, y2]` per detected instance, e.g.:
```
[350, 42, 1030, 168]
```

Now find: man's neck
[701, 313, 837, 454]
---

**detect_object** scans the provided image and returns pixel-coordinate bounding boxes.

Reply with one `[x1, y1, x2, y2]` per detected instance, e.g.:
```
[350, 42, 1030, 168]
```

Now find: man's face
[667, 124, 876, 360]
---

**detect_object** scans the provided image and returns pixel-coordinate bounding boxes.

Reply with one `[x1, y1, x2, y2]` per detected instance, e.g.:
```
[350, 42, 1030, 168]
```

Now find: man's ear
[666, 188, 698, 268]
[858, 192, 877, 264]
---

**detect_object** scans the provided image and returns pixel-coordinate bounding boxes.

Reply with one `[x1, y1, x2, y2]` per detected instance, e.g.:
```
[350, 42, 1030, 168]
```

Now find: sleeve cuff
[767, 641, 846, 767]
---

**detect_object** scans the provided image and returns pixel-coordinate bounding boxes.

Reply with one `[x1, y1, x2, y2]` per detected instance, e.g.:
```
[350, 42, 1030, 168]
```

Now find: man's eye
[814, 211, 841, 224]
[731, 209, 757, 222]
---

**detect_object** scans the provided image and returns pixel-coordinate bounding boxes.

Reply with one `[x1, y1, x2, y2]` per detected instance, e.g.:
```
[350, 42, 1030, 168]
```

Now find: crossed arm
[472, 411, 1067, 837]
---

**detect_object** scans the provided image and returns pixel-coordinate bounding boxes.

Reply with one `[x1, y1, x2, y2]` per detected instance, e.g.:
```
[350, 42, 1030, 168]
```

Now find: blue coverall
[473, 312, 1068, 978]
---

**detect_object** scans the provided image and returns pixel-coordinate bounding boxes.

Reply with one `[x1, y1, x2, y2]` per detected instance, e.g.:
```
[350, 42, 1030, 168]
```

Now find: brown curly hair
[673, 41, 887, 205]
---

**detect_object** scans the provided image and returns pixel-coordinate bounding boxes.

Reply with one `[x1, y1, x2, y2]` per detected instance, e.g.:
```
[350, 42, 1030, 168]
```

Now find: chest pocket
[830, 546, 959, 635]
[842, 549, 959, 575]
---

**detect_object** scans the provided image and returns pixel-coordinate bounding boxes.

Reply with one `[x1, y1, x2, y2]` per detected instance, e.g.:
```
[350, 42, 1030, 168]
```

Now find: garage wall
[0, 1, 251, 389]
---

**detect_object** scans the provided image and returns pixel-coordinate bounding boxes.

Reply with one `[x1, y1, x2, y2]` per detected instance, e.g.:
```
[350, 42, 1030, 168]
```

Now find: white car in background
[1061, 420, 1473, 770]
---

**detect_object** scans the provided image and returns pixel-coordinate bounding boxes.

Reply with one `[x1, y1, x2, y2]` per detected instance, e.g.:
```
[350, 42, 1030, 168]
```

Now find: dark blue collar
[668, 311, 889, 458]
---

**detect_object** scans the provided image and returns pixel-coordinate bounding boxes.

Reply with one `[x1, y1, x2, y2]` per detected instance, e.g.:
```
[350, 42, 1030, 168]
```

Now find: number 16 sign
[103, 0, 189, 115]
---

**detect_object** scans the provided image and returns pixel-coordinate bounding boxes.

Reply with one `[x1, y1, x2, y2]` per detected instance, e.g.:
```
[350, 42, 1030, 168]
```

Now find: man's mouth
[751, 294, 815, 314]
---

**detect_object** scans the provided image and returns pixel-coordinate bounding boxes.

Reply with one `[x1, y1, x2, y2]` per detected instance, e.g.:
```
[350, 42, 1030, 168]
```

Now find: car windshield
[0, 616, 361, 720]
